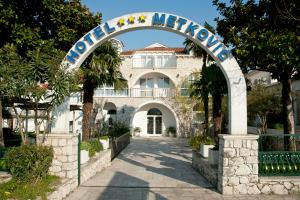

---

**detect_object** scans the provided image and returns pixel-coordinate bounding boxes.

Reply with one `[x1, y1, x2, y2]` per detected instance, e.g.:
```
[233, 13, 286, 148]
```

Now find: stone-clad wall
[39, 134, 79, 200]
[257, 177, 300, 195]
[39, 134, 112, 200]
[81, 149, 111, 183]
[218, 134, 260, 195]
[192, 151, 218, 187]
[192, 134, 300, 195]
[38, 134, 79, 179]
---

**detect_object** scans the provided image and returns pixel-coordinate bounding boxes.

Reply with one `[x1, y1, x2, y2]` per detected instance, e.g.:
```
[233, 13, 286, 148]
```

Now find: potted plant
[199, 136, 214, 158]
[166, 126, 176, 137]
[99, 135, 109, 150]
[80, 141, 90, 164]
[208, 145, 219, 166]
[133, 127, 141, 137]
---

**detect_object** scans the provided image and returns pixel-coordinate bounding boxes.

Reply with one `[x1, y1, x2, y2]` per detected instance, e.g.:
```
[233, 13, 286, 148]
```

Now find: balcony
[94, 88, 177, 98]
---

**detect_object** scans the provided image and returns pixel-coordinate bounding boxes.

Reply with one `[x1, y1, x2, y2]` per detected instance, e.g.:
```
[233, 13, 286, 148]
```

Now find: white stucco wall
[132, 103, 176, 136]
[120, 55, 202, 88]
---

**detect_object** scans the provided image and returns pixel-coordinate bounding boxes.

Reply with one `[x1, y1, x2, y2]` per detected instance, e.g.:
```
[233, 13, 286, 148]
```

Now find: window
[146, 56, 154, 68]
[95, 84, 128, 97]
[180, 73, 200, 96]
[132, 54, 177, 68]
[147, 108, 162, 115]
[157, 56, 163, 67]
[140, 78, 154, 89]
[157, 77, 170, 88]
[108, 109, 117, 114]
[69, 121, 73, 133]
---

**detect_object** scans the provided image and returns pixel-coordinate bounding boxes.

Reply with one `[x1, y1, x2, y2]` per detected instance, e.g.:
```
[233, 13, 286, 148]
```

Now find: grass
[0, 175, 60, 200]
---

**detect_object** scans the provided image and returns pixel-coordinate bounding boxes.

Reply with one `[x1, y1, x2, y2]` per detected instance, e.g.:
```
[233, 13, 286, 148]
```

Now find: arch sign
[63, 12, 247, 135]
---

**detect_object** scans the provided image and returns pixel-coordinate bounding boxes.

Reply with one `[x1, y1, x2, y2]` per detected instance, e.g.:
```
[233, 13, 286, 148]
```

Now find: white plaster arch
[62, 12, 247, 135]
[129, 100, 179, 136]
[131, 71, 177, 88]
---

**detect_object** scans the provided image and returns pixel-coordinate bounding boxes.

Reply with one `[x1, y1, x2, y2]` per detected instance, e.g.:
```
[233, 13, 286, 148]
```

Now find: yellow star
[138, 15, 146, 23]
[117, 18, 125, 26]
[128, 16, 135, 24]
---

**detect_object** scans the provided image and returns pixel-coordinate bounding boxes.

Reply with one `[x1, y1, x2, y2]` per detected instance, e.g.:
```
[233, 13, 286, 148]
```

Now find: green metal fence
[258, 134, 300, 176]
[0, 147, 8, 171]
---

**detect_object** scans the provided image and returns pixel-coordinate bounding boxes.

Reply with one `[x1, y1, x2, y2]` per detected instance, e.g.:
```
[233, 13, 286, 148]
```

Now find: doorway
[147, 108, 162, 135]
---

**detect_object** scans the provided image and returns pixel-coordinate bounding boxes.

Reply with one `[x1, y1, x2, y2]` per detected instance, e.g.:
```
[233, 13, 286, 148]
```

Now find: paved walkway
[67, 137, 300, 200]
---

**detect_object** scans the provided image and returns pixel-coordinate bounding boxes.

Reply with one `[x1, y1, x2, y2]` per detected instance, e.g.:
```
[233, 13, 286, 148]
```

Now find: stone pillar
[38, 134, 79, 181]
[218, 134, 260, 195]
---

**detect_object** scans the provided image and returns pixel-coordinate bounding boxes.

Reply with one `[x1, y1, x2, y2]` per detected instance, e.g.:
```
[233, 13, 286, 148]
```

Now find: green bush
[0, 159, 7, 171]
[189, 135, 214, 151]
[80, 140, 103, 157]
[108, 121, 130, 138]
[165, 127, 176, 136]
[4, 145, 53, 181]
[80, 141, 90, 151]
[89, 139, 103, 153]
[99, 135, 109, 140]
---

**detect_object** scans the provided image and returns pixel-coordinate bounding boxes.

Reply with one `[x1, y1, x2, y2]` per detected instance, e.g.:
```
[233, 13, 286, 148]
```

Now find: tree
[80, 42, 125, 141]
[213, 0, 300, 150]
[248, 83, 281, 134]
[0, 0, 101, 53]
[26, 42, 77, 142]
[0, 42, 76, 145]
[0, 0, 102, 142]
[0, 44, 30, 144]
[191, 64, 227, 144]
[184, 22, 216, 134]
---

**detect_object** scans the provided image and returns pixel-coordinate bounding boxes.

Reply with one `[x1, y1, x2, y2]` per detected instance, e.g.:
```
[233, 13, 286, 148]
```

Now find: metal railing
[94, 88, 177, 98]
[130, 88, 176, 98]
[258, 134, 300, 176]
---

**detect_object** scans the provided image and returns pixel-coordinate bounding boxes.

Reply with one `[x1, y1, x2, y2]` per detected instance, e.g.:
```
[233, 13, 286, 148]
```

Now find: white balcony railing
[130, 88, 176, 98]
[94, 88, 176, 98]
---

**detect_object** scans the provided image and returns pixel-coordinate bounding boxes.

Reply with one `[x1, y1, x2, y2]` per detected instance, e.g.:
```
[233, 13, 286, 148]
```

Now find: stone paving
[67, 137, 300, 200]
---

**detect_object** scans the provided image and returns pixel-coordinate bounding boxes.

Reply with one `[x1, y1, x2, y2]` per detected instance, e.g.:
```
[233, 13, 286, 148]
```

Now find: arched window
[107, 109, 117, 115]
[147, 108, 162, 115]
[180, 72, 200, 96]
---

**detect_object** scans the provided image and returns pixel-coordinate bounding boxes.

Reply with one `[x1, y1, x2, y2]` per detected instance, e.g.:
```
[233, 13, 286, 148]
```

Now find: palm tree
[184, 22, 215, 135]
[81, 41, 126, 141]
[191, 64, 227, 145]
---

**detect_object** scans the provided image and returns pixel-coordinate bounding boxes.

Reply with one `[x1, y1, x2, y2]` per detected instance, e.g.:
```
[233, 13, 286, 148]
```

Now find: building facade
[245, 70, 300, 127]
[51, 42, 203, 136]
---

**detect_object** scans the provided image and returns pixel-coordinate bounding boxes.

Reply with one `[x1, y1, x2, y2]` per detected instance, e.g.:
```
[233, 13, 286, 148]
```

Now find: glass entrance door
[147, 116, 162, 135]
[147, 108, 162, 136]
[155, 117, 162, 135]
[147, 117, 154, 135]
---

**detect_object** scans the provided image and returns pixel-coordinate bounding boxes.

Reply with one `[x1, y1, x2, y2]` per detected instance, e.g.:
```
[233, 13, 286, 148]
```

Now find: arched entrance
[55, 12, 262, 196]
[147, 108, 162, 135]
[131, 101, 177, 137]
[61, 12, 247, 135]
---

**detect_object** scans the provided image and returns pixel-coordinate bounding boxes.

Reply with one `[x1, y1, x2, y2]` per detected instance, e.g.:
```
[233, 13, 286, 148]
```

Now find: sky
[82, 0, 230, 50]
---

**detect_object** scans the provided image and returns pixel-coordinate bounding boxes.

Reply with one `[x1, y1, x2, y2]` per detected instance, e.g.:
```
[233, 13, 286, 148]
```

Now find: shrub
[5, 145, 53, 181]
[99, 135, 109, 140]
[189, 135, 214, 151]
[108, 121, 130, 138]
[89, 139, 103, 153]
[80, 140, 103, 157]
[80, 141, 90, 151]
[165, 127, 176, 137]
[0, 159, 7, 171]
